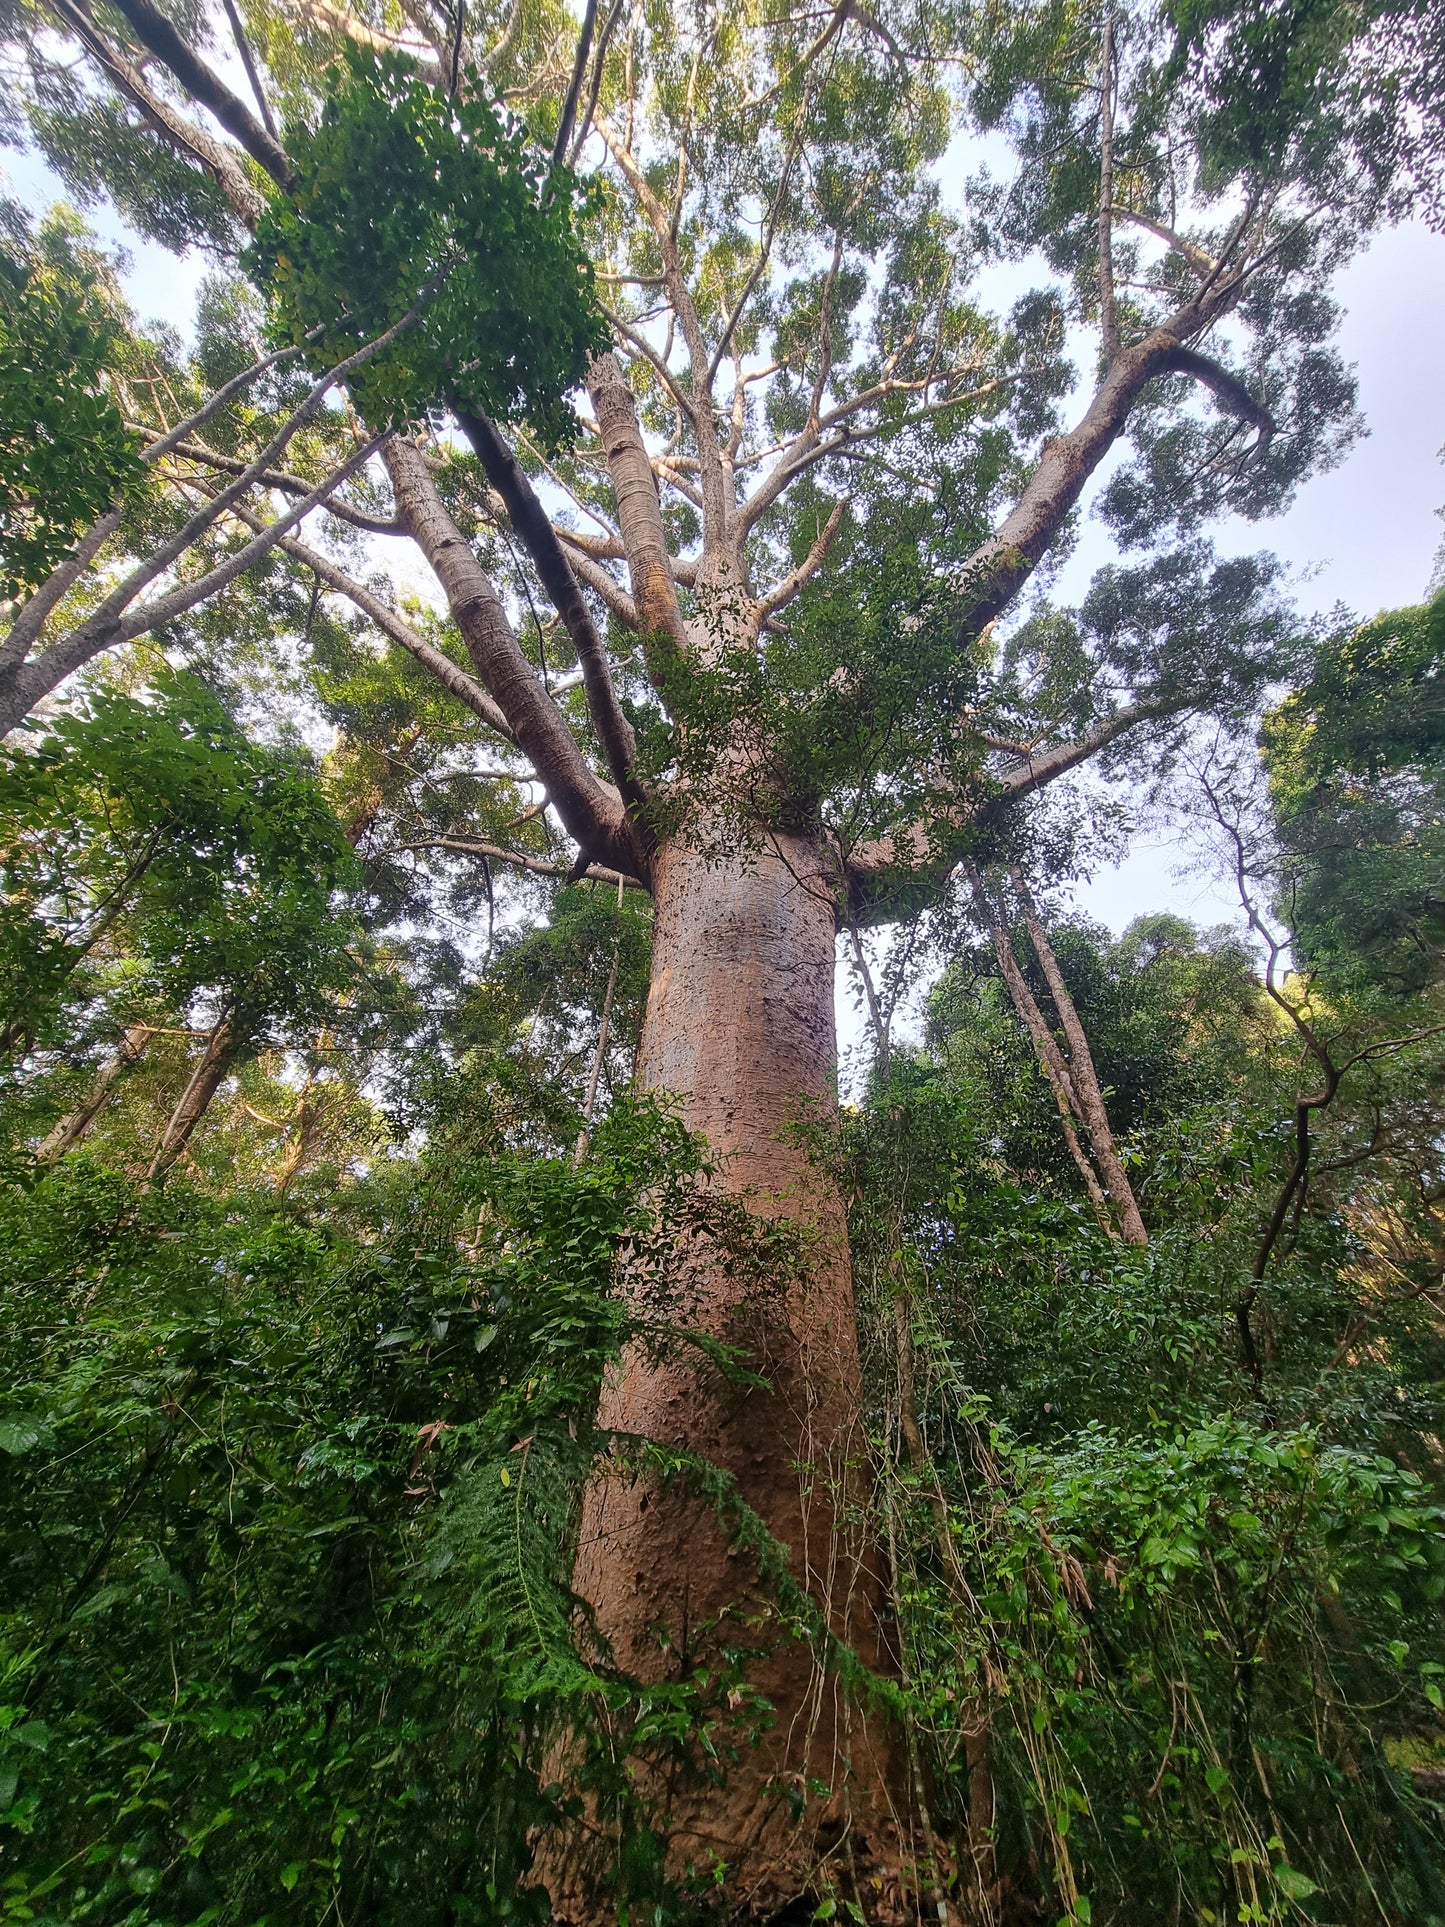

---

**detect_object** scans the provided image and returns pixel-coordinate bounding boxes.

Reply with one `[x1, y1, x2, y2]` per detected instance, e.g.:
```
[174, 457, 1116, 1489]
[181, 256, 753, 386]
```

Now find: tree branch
[156, 437, 402, 533]
[753, 498, 848, 626]
[594, 113, 729, 536]
[1097, 7, 1118, 363]
[1110, 205, 1217, 278]
[453, 406, 650, 847]
[396, 833, 640, 890]
[117, 433, 385, 640]
[1011, 863, 1147, 1244]
[560, 547, 640, 628]
[552, 0, 599, 167]
[964, 860, 1114, 1233]
[584, 354, 687, 663]
[44, 0, 267, 222]
[384, 435, 642, 878]
[1159, 346, 1275, 449]
[103, 0, 294, 186]
[957, 278, 1247, 632]
[231, 511, 518, 742]
[220, 0, 278, 141]
[290, 0, 444, 83]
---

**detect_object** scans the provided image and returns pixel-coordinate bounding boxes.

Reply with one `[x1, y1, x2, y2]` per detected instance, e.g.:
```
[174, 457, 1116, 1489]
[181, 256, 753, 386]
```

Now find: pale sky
[1069, 219, 1445, 936]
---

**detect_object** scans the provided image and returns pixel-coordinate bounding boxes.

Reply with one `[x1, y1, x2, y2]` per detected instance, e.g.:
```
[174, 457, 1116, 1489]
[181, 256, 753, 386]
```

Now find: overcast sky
[1067, 218, 1445, 934]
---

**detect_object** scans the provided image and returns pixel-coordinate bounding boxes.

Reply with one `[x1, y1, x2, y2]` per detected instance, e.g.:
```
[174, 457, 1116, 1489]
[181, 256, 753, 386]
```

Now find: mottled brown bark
[585, 351, 689, 660]
[145, 1015, 240, 1184]
[1009, 870, 1147, 1246]
[550, 828, 923, 1922]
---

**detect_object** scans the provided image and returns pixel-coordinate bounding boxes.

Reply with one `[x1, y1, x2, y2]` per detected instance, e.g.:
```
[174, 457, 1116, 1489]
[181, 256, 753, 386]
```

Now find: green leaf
[0, 1419, 46, 1456]
[1273, 1865, 1319, 1903]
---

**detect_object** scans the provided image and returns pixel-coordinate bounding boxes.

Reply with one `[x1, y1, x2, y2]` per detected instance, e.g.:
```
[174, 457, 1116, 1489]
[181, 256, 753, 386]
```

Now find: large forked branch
[957, 278, 1258, 632]
[453, 406, 651, 839]
[0, 435, 382, 736]
[384, 436, 643, 880]
[844, 689, 1195, 917]
[993, 691, 1196, 800]
[5, 329, 368, 677]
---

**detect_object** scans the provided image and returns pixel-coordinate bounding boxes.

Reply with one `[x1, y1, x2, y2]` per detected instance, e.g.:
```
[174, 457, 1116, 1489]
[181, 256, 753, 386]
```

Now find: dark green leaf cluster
[0, 1099, 812, 1924]
[846, 900, 1445, 1923]
[1164, 0, 1445, 220]
[247, 50, 607, 444]
[637, 530, 986, 856]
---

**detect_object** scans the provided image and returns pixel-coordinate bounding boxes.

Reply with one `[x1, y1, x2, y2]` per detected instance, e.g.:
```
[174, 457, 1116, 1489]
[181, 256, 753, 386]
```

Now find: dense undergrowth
[3, 890, 1445, 1925]
[2, 598, 1444, 1924]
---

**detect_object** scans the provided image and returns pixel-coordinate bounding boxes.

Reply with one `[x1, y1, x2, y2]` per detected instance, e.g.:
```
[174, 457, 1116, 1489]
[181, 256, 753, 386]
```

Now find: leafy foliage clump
[0, 674, 358, 1058]
[1263, 590, 1445, 993]
[0, 1100, 805, 1925]
[842, 892, 1445, 1924]
[0, 217, 141, 600]
[247, 51, 606, 442]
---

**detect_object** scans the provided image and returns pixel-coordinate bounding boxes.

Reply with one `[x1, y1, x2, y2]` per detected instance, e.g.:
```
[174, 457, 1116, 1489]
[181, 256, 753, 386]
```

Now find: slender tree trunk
[551, 828, 923, 1923]
[274, 1068, 323, 1196]
[964, 865, 1114, 1236]
[36, 1023, 154, 1161]
[145, 1013, 240, 1184]
[1009, 869, 1147, 1246]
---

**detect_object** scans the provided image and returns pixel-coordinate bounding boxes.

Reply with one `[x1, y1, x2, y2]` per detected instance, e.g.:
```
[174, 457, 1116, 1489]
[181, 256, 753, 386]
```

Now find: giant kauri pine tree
[2, 0, 1441, 1911]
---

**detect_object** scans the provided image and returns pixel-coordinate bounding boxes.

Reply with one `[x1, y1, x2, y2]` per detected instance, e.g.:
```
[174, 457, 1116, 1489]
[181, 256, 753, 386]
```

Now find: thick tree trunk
[551, 828, 923, 1923]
